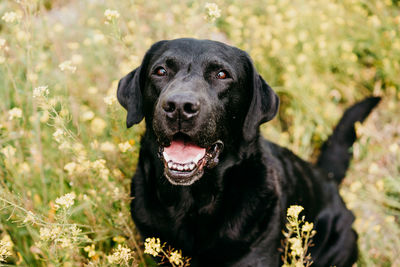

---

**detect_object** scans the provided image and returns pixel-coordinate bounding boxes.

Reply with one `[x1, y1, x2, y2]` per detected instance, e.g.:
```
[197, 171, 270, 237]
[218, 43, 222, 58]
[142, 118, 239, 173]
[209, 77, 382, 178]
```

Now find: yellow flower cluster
[205, 3, 221, 22]
[107, 244, 134, 264]
[54, 192, 76, 210]
[0, 237, 12, 262]
[144, 237, 162, 257]
[104, 9, 120, 22]
[38, 224, 82, 250]
[169, 250, 183, 265]
[282, 205, 315, 267]
[287, 205, 304, 219]
[118, 141, 133, 153]
[144, 237, 188, 266]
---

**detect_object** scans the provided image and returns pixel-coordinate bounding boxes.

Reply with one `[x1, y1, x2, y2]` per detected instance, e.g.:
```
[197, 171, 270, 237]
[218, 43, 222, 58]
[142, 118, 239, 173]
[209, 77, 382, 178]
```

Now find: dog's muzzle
[158, 136, 224, 186]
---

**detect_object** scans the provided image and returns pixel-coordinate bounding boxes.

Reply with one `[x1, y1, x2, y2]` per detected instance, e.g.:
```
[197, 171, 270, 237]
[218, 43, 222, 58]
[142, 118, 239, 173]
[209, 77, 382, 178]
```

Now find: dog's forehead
[150, 39, 246, 66]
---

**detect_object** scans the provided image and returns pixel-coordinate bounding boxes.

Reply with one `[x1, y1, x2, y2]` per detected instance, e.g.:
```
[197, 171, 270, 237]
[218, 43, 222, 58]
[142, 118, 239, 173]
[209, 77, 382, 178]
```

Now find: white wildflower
[144, 237, 162, 257]
[52, 128, 65, 143]
[8, 107, 23, 120]
[23, 211, 35, 224]
[107, 244, 133, 264]
[0, 238, 12, 262]
[100, 141, 116, 153]
[33, 86, 49, 98]
[64, 162, 77, 175]
[55, 192, 76, 209]
[169, 250, 183, 265]
[1, 145, 16, 159]
[104, 9, 120, 22]
[80, 110, 95, 121]
[118, 141, 132, 153]
[205, 3, 221, 22]
[104, 94, 117, 105]
[59, 60, 76, 73]
[0, 39, 6, 48]
[287, 205, 304, 219]
[2, 11, 22, 23]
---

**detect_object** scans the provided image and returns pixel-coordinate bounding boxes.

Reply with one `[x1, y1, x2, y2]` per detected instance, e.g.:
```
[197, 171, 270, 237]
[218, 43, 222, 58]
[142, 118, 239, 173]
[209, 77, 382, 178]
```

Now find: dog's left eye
[154, 67, 167, 76]
[216, 70, 229, 80]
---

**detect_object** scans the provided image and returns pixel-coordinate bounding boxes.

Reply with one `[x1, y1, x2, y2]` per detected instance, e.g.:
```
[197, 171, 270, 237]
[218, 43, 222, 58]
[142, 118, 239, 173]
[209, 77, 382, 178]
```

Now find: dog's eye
[155, 67, 167, 76]
[216, 70, 229, 80]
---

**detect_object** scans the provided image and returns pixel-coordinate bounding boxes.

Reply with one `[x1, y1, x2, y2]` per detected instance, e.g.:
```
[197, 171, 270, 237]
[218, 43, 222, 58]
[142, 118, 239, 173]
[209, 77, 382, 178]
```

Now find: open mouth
[159, 134, 223, 186]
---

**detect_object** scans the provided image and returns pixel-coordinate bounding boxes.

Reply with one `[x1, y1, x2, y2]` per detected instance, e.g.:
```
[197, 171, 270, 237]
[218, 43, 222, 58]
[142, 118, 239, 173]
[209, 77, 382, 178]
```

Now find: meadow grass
[0, 0, 399, 266]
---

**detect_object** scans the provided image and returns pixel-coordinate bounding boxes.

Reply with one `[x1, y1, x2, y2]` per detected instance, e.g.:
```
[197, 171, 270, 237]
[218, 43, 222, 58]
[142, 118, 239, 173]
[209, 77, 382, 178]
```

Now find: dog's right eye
[154, 67, 167, 76]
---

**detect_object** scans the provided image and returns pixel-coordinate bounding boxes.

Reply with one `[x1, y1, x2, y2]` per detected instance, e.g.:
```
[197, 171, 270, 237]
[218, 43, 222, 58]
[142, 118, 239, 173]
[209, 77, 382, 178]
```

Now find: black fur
[117, 38, 380, 266]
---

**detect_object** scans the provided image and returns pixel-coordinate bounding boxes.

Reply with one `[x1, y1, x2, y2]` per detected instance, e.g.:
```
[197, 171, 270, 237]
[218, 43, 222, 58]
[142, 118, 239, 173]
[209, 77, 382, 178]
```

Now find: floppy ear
[243, 66, 280, 142]
[117, 67, 143, 128]
[117, 40, 168, 128]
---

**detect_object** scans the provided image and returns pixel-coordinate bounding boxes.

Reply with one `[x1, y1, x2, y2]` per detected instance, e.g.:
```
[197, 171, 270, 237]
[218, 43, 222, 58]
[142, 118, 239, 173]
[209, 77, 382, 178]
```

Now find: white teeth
[167, 161, 197, 172]
[163, 152, 170, 162]
[193, 153, 204, 164]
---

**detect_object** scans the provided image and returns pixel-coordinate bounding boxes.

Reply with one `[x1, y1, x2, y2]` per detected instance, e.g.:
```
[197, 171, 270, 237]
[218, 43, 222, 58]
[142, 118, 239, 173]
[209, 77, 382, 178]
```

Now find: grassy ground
[0, 0, 399, 266]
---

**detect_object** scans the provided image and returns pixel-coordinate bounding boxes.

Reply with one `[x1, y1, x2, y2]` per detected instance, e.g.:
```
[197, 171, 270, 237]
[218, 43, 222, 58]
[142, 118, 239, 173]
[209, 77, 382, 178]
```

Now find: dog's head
[117, 38, 279, 185]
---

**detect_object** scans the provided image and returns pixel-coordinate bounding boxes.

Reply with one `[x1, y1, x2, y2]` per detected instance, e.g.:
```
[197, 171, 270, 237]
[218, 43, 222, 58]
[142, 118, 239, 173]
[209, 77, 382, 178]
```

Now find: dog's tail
[316, 97, 381, 184]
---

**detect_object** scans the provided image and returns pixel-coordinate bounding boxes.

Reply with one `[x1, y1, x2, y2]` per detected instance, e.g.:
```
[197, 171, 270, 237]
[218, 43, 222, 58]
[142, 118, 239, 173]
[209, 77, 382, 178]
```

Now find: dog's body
[117, 38, 380, 266]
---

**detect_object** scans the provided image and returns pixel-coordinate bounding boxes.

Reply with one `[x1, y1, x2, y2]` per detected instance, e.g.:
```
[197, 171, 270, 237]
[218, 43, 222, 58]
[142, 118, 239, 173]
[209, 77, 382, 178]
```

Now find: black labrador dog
[117, 38, 380, 266]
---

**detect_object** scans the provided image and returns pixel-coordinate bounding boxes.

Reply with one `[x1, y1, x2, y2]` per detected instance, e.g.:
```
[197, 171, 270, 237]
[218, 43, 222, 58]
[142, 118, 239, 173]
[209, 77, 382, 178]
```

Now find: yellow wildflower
[289, 237, 303, 257]
[84, 244, 96, 258]
[169, 250, 183, 265]
[54, 192, 76, 209]
[0, 238, 12, 262]
[302, 222, 314, 232]
[107, 244, 133, 264]
[118, 141, 132, 153]
[144, 237, 162, 257]
[287, 205, 304, 219]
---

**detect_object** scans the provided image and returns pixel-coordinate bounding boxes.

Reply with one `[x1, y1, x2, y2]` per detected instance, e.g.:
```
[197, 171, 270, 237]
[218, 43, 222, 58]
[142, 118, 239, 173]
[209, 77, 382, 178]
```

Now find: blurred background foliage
[0, 0, 399, 266]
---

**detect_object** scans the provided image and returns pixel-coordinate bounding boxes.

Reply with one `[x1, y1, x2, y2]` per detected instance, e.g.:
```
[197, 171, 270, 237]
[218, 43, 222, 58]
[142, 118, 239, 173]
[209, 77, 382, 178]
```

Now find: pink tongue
[163, 140, 206, 164]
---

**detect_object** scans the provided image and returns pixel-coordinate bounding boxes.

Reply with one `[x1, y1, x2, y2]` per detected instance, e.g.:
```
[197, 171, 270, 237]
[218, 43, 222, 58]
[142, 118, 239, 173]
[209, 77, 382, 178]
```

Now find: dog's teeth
[183, 165, 189, 171]
[168, 162, 173, 168]
[177, 165, 184, 171]
[172, 164, 178, 169]
[189, 163, 195, 170]
[163, 152, 170, 162]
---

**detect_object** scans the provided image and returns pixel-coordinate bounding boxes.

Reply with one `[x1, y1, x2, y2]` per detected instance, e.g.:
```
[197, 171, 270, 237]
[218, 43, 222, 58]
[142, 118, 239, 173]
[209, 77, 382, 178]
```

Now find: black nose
[162, 94, 200, 120]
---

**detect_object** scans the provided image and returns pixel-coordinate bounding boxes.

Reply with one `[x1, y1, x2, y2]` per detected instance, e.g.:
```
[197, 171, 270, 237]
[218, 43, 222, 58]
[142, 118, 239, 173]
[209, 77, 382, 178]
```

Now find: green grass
[0, 0, 399, 266]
